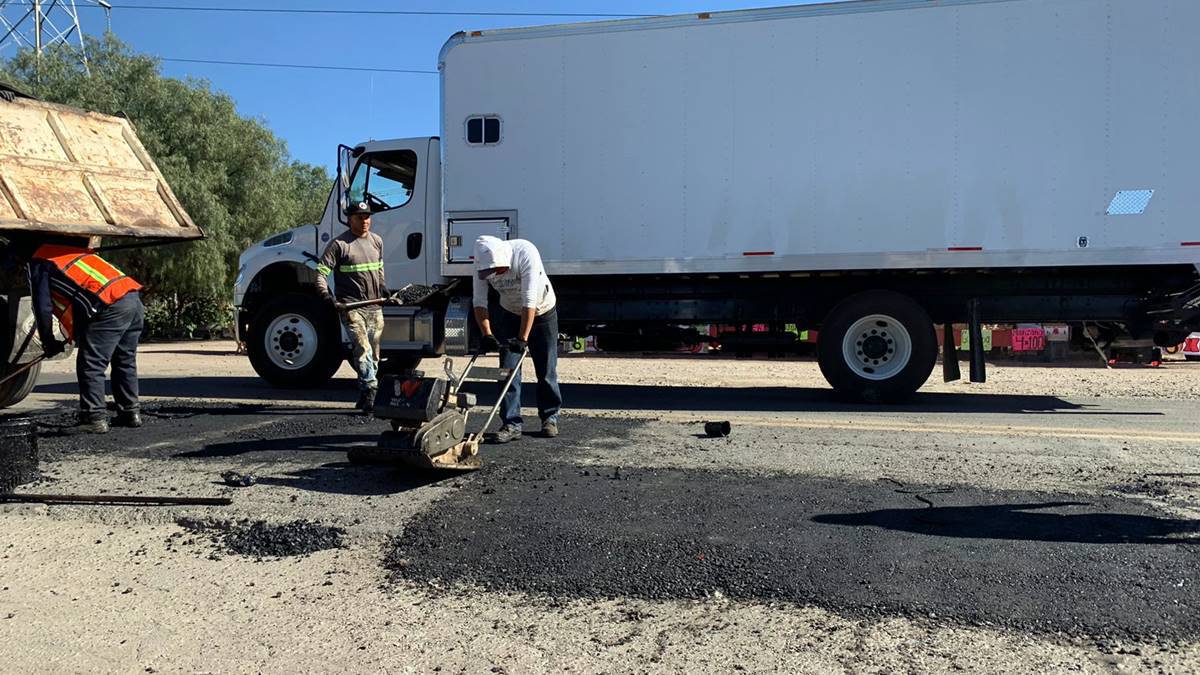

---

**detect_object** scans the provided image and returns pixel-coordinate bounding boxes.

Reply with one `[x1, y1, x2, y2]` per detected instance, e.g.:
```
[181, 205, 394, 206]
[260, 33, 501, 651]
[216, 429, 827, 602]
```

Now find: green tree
[1, 35, 329, 302]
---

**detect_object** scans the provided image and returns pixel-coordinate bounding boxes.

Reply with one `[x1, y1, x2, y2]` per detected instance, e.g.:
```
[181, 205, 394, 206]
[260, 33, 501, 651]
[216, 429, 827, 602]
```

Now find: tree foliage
[1, 35, 330, 298]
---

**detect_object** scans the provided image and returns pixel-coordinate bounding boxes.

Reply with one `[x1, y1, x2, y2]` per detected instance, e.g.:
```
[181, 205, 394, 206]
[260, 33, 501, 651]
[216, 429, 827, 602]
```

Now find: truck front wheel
[818, 290, 937, 402]
[246, 293, 343, 388]
[0, 361, 41, 409]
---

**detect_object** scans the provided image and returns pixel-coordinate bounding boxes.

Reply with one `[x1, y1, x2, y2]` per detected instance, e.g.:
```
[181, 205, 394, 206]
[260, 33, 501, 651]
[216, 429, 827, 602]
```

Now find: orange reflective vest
[32, 245, 142, 338]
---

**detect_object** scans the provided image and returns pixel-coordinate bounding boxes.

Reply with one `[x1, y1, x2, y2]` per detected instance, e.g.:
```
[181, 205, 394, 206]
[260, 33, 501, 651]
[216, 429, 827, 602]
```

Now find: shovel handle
[479, 348, 528, 434]
[0, 357, 44, 386]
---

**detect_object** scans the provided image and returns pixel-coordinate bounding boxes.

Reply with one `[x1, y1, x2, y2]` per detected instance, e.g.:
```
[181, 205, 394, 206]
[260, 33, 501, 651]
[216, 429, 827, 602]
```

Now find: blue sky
[56, 1, 838, 170]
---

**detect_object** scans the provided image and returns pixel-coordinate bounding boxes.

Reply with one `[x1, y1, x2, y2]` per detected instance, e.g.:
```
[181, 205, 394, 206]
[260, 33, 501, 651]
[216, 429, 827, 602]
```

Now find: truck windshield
[348, 149, 418, 212]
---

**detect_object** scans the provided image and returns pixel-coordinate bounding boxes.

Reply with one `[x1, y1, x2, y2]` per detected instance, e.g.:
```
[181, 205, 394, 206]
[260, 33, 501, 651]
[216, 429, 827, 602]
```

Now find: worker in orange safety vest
[29, 242, 144, 434]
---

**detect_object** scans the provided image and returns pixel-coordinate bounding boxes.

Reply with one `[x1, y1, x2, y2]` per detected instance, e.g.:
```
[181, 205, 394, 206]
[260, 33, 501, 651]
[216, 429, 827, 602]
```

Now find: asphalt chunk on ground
[387, 419, 1200, 641]
[178, 518, 346, 559]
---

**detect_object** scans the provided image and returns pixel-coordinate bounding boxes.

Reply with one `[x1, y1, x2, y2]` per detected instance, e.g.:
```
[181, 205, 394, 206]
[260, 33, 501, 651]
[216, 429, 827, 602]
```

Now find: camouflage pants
[342, 306, 383, 392]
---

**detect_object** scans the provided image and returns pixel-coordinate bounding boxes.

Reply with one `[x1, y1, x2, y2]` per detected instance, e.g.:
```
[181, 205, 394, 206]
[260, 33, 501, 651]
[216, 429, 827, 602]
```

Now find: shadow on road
[35, 376, 360, 403]
[178, 433, 378, 458]
[813, 501, 1200, 545]
[253, 461, 446, 496]
[36, 375, 1126, 415]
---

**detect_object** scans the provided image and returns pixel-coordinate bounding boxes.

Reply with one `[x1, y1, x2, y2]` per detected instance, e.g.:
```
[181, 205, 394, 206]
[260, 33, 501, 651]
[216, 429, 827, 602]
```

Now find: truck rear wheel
[247, 293, 343, 388]
[818, 290, 936, 402]
[0, 361, 41, 409]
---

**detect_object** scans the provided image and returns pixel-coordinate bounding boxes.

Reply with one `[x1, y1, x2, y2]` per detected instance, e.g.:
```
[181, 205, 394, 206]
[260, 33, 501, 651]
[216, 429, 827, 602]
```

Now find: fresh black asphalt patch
[389, 419, 1200, 640]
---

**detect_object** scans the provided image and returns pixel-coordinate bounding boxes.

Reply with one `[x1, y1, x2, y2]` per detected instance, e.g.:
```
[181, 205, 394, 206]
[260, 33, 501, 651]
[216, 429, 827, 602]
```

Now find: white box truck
[235, 0, 1200, 401]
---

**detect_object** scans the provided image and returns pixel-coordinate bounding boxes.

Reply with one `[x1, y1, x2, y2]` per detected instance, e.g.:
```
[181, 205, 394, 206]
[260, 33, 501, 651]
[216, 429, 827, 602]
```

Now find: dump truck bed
[0, 96, 200, 240]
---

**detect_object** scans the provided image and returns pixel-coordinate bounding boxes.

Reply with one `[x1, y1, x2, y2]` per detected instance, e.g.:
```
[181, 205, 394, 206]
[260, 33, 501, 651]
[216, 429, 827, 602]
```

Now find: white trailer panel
[440, 0, 1200, 277]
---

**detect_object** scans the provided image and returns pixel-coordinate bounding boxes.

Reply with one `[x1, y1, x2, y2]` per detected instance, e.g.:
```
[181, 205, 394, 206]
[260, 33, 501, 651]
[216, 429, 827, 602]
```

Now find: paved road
[22, 369, 1200, 646]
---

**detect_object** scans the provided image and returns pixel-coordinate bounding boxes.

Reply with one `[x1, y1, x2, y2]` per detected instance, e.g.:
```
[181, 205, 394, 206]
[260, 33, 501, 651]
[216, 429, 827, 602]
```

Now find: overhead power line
[21, 3, 650, 18]
[160, 57, 438, 74]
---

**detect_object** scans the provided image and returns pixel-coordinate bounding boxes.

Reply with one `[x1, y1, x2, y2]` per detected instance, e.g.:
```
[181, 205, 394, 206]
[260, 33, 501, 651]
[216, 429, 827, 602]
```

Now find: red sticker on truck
[1011, 328, 1046, 352]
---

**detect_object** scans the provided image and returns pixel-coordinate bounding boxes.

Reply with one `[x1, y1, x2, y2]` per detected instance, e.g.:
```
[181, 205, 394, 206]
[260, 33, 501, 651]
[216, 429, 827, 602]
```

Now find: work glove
[505, 337, 528, 355]
[384, 296, 404, 306]
[42, 339, 66, 358]
[479, 334, 501, 354]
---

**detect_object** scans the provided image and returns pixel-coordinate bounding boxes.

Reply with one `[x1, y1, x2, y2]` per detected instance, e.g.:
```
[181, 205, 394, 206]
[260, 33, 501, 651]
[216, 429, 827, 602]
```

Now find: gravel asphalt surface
[2, 341, 1199, 672]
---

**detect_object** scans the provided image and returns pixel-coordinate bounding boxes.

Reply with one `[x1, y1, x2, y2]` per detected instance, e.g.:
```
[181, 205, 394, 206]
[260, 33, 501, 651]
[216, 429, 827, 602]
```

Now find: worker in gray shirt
[472, 235, 562, 442]
[316, 201, 394, 411]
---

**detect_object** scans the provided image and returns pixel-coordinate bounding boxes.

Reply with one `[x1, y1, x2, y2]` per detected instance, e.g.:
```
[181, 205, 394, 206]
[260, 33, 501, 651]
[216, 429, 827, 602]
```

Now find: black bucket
[703, 421, 732, 438]
[0, 416, 38, 493]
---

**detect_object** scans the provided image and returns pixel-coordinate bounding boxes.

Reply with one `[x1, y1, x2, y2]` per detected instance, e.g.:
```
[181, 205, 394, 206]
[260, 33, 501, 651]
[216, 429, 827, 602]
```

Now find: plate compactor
[347, 350, 525, 471]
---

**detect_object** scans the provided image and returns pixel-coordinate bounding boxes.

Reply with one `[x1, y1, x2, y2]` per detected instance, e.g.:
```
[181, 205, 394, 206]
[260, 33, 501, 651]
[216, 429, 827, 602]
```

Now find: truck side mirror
[336, 144, 352, 226]
[336, 144, 366, 226]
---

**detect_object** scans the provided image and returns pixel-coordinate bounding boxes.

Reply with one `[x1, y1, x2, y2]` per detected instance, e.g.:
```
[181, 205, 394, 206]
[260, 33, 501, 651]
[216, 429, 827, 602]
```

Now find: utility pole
[0, 0, 112, 76]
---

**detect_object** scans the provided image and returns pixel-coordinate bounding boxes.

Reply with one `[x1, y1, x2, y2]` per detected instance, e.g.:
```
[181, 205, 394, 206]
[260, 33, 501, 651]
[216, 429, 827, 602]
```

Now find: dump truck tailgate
[0, 97, 200, 240]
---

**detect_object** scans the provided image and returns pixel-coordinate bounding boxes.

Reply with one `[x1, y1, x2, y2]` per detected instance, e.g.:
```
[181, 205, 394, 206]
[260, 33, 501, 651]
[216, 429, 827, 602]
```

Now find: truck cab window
[348, 149, 418, 212]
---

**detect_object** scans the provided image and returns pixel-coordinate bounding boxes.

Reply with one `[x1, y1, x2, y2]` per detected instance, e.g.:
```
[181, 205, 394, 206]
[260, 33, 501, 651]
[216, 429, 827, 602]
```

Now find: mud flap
[942, 322, 961, 383]
[968, 298, 986, 384]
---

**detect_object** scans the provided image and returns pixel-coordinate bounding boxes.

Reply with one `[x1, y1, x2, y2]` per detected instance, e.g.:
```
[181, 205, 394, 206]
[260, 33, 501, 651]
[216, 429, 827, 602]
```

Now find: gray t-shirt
[315, 230, 386, 303]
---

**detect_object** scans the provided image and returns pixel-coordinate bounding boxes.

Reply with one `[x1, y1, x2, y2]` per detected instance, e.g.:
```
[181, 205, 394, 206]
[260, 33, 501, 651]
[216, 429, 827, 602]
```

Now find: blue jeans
[76, 292, 143, 417]
[494, 307, 562, 430]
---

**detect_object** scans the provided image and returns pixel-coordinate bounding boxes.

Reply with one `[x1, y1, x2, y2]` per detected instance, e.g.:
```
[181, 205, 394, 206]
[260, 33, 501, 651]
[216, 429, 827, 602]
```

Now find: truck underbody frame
[553, 264, 1200, 340]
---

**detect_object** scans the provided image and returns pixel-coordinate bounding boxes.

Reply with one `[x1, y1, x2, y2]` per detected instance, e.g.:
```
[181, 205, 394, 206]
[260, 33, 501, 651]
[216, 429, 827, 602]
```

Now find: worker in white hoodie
[472, 235, 562, 442]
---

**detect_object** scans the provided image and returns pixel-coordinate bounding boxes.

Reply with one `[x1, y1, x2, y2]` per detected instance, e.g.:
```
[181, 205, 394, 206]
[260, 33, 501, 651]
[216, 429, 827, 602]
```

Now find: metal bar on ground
[0, 493, 232, 506]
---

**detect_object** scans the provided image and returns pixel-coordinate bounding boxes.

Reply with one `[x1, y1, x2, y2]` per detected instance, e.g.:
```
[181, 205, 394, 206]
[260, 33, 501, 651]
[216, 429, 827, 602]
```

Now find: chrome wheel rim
[842, 314, 912, 381]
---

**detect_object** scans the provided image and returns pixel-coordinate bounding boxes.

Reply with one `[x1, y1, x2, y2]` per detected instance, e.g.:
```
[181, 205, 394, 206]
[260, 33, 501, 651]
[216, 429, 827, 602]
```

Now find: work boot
[539, 420, 559, 438]
[64, 414, 109, 435]
[356, 387, 378, 414]
[112, 411, 142, 428]
[488, 424, 522, 444]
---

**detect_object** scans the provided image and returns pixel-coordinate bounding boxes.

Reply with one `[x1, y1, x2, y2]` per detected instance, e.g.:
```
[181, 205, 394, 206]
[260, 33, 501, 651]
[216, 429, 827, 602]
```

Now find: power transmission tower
[0, 0, 112, 74]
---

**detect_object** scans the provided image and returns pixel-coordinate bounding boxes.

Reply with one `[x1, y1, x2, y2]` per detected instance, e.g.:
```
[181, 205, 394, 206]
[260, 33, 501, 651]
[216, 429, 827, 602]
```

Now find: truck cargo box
[0, 96, 200, 240]
[440, 0, 1200, 277]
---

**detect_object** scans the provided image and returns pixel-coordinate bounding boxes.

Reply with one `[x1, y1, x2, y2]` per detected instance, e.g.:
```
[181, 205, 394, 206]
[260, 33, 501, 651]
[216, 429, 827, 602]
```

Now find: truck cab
[235, 136, 469, 387]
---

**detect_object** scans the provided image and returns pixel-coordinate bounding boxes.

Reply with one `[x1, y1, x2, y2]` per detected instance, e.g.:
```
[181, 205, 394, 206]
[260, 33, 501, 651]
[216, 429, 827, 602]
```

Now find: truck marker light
[742, 251, 774, 256]
[1183, 242, 1200, 247]
[698, 12, 711, 19]
[471, 31, 483, 37]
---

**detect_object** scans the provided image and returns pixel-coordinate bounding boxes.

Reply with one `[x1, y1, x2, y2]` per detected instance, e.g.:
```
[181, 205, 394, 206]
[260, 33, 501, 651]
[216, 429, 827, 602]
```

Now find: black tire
[246, 293, 343, 388]
[817, 290, 937, 402]
[0, 361, 40, 408]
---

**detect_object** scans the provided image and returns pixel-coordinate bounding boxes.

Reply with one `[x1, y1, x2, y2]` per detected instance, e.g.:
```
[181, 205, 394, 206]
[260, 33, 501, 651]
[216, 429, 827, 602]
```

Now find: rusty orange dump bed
[0, 96, 200, 240]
